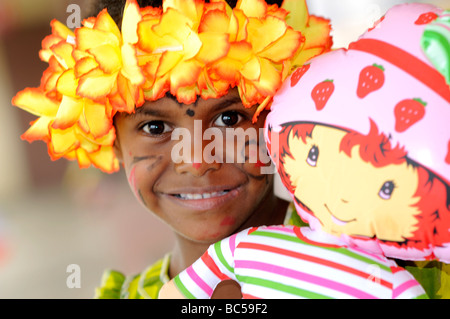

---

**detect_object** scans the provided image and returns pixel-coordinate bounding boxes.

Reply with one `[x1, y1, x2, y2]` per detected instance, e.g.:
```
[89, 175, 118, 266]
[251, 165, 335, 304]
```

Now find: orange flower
[12, 17, 120, 173]
[137, 0, 230, 104]
[75, 0, 145, 113]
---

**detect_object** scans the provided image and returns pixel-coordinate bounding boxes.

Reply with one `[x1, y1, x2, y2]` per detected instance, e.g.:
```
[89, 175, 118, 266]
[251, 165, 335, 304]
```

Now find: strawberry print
[311, 80, 334, 110]
[394, 98, 426, 132]
[415, 12, 438, 25]
[291, 64, 310, 87]
[357, 64, 385, 98]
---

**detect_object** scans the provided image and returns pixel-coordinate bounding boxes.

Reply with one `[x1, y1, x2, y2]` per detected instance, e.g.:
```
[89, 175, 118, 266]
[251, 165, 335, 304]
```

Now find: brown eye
[142, 121, 171, 135]
[214, 111, 242, 127]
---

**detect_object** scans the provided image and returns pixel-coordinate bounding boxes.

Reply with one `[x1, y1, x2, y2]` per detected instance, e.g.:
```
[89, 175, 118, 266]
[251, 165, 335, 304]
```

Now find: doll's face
[283, 124, 421, 242]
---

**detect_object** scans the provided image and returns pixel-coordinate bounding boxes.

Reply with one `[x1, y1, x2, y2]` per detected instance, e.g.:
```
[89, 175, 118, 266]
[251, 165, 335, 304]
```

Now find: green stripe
[236, 275, 332, 299]
[174, 276, 196, 299]
[249, 230, 390, 272]
[214, 241, 234, 274]
[415, 293, 429, 299]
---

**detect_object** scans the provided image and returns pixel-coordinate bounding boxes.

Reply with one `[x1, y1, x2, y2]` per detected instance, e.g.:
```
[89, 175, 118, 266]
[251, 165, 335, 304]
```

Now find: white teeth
[176, 190, 229, 200]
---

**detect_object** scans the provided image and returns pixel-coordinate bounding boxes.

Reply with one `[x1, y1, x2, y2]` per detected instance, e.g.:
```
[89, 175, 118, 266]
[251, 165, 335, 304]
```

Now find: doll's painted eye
[306, 145, 319, 167]
[142, 121, 171, 136]
[214, 111, 243, 127]
[379, 181, 395, 200]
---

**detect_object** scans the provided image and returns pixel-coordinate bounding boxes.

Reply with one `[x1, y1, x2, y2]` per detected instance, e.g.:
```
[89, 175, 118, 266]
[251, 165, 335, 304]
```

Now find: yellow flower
[75, 0, 145, 113]
[12, 19, 119, 173]
[206, 0, 304, 121]
[137, 0, 230, 104]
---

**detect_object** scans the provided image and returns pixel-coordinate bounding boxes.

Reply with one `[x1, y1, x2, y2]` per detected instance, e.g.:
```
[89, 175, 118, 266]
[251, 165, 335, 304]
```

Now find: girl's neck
[168, 193, 289, 278]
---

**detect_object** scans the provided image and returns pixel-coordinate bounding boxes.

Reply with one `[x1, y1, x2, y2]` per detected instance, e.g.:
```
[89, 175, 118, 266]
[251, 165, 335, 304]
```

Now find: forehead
[130, 90, 246, 118]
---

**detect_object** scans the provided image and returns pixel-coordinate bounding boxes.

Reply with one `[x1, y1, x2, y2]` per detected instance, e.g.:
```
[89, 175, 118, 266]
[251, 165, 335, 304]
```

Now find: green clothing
[94, 204, 448, 299]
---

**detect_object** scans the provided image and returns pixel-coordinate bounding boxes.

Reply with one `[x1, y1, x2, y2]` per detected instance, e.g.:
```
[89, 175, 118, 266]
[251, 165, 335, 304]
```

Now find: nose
[173, 128, 222, 177]
[174, 159, 221, 176]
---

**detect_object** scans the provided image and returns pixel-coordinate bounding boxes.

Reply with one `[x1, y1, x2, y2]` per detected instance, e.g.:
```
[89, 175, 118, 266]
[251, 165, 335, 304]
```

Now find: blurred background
[0, 0, 447, 298]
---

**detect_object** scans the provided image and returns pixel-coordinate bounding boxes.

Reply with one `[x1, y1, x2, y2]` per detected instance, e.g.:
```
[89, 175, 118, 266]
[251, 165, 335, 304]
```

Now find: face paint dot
[192, 162, 201, 169]
[186, 109, 195, 117]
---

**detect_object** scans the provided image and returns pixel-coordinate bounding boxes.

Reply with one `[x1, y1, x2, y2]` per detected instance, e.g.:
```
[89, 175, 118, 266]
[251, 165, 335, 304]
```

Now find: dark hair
[88, 0, 284, 25]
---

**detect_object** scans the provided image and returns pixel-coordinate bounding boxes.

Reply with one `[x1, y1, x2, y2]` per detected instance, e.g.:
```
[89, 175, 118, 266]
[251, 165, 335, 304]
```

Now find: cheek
[125, 155, 165, 206]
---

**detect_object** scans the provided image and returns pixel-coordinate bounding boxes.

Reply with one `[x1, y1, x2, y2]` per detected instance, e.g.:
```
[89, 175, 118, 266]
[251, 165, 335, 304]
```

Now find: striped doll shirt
[174, 226, 428, 299]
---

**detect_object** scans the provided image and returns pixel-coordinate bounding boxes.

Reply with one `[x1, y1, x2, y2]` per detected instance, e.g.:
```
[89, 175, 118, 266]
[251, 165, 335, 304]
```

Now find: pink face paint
[220, 216, 236, 226]
[192, 162, 201, 170]
[128, 166, 141, 204]
[255, 160, 265, 168]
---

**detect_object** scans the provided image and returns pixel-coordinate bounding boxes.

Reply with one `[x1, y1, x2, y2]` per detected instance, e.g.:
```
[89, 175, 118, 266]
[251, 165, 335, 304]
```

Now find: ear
[113, 133, 124, 164]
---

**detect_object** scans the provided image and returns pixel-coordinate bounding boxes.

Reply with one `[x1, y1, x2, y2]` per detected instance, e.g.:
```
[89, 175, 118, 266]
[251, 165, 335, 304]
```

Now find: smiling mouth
[166, 185, 242, 211]
[173, 190, 230, 200]
[324, 204, 356, 226]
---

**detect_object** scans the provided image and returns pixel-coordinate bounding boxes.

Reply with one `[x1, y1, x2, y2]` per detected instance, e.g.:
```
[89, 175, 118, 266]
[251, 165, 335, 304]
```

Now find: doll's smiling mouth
[324, 204, 356, 226]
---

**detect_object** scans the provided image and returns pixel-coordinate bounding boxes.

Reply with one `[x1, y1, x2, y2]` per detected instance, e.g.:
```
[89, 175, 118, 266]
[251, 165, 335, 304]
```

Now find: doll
[159, 3, 450, 299]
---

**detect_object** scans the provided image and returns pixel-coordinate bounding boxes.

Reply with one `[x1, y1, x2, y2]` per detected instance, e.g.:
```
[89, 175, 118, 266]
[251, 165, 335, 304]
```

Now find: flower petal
[83, 99, 113, 138]
[50, 126, 79, 155]
[77, 68, 117, 100]
[88, 44, 121, 73]
[163, 0, 204, 27]
[121, 0, 142, 44]
[197, 32, 230, 64]
[252, 57, 281, 96]
[199, 9, 230, 33]
[281, 0, 308, 31]
[21, 117, 52, 142]
[52, 95, 83, 129]
[51, 41, 75, 69]
[258, 27, 303, 63]
[121, 43, 145, 85]
[170, 59, 202, 93]
[87, 146, 119, 173]
[93, 9, 121, 40]
[76, 28, 120, 51]
[247, 16, 286, 53]
[302, 15, 332, 49]
[56, 69, 78, 97]
[237, 0, 267, 18]
[74, 56, 98, 78]
[241, 55, 261, 81]
[12, 88, 59, 117]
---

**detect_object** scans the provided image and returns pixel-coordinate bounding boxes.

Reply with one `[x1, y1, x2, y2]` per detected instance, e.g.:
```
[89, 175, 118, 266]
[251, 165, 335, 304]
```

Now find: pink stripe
[236, 260, 378, 299]
[392, 279, 420, 299]
[229, 233, 237, 256]
[186, 266, 213, 297]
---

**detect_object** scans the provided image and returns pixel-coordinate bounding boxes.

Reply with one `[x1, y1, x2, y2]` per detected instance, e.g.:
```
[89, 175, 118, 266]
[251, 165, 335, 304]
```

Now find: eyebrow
[126, 94, 243, 118]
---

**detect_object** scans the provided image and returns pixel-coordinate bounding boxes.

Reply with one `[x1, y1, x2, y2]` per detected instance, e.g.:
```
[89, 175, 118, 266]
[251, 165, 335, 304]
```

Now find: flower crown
[12, 0, 332, 173]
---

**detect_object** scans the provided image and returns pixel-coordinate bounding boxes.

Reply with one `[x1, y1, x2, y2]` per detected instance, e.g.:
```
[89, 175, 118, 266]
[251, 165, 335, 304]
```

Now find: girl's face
[114, 89, 273, 244]
[284, 124, 420, 242]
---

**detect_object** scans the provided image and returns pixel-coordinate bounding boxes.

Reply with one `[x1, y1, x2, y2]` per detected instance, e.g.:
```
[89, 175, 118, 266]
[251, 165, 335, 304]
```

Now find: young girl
[11, 0, 331, 298]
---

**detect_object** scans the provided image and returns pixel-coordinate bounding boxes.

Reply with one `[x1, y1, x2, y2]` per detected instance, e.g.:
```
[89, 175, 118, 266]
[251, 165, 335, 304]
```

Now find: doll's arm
[159, 279, 186, 299]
